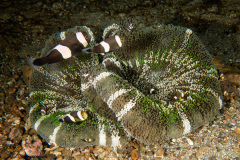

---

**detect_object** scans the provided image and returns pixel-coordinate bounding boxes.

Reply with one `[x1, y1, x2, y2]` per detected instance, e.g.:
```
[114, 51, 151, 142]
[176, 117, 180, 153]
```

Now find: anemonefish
[173, 92, 185, 100]
[28, 32, 90, 69]
[59, 111, 88, 123]
[145, 87, 156, 94]
[83, 35, 122, 54]
[81, 138, 93, 143]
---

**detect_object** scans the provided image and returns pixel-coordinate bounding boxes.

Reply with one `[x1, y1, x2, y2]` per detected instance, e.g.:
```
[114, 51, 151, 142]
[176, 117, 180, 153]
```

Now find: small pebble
[156, 148, 164, 156]
[22, 135, 43, 156]
[235, 128, 240, 134]
[19, 150, 26, 156]
[185, 137, 194, 146]
[130, 149, 138, 160]
[50, 150, 62, 157]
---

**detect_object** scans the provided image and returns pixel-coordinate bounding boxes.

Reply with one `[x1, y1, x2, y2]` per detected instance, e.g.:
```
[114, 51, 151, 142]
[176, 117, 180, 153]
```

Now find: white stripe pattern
[107, 89, 129, 109]
[100, 41, 110, 52]
[116, 99, 136, 120]
[54, 44, 72, 59]
[76, 32, 88, 47]
[92, 72, 112, 88]
[66, 114, 75, 122]
[115, 35, 122, 47]
[49, 123, 62, 146]
[178, 110, 191, 135]
[34, 115, 47, 131]
[111, 131, 121, 147]
[99, 124, 106, 146]
[81, 72, 112, 91]
[77, 111, 84, 121]
[102, 23, 120, 39]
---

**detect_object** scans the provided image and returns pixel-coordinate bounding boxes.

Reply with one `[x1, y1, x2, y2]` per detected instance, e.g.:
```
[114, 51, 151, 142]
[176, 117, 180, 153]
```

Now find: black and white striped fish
[59, 111, 88, 123]
[83, 35, 122, 54]
[28, 32, 90, 69]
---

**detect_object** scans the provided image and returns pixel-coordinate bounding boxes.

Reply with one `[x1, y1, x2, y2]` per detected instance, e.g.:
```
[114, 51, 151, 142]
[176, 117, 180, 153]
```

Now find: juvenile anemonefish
[59, 111, 88, 123]
[40, 109, 46, 115]
[28, 32, 90, 69]
[83, 35, 122, 54]
[144, 86, 157, 94]
[81, 138, 93, 143]
[173, 92, 185, 100]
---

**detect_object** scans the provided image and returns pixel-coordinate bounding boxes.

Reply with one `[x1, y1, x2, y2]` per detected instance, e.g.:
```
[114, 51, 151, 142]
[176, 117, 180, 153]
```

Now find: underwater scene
[1, 0, 240, 159]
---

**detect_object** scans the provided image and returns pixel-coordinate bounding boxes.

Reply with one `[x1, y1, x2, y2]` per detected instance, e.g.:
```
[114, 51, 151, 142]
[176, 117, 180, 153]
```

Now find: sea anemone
[28, 21, 222, 149]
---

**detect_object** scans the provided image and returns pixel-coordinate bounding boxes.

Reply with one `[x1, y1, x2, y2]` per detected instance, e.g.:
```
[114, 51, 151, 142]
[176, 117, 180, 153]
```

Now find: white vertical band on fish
[66, 114, 75, 122]
[49, 123, 62, 146]
[115, 35, 122, 47]
[116, 99, 136, 121]
[54, 44, 72, 59]
[149, 88, 155, 94]
[76, 32, 88, 47]
[100, 41, 110, 52]
[77, 111, 85, 121]
[99, 124, 106, 146]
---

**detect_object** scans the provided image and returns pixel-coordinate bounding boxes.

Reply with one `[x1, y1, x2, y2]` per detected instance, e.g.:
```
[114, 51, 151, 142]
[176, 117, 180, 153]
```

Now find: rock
[21, 135, 43, 156]
[84, 151, 91, 159]
[7, 79, 16, 87]
[233, 148, 240, 152]
[185, 137, 194, 146]
[19, 150, 26, 156]
[224, 115, 231, 121]
[8, 116, 21, 126]
[3, 126, 12, 135]
[7, 88, 16, 94]
[72, 151, 81, 159]
[156, 148, 164, 156]
[130, 149, 138, 160]
[8, 126, 23, 143]
[61, 148, 72, 157]
[56, 156, 64, 160]
[50, 150, 62, 157]
[93, 146, 109, 159]
[198, 146, 216, 154]
[235, 128, 240, 134]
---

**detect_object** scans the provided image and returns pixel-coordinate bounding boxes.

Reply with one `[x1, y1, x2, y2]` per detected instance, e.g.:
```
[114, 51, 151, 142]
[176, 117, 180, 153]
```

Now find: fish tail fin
[27, 58, 42, 70]
[82, 47, 93, 54]
[82, 47, 105, 56]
